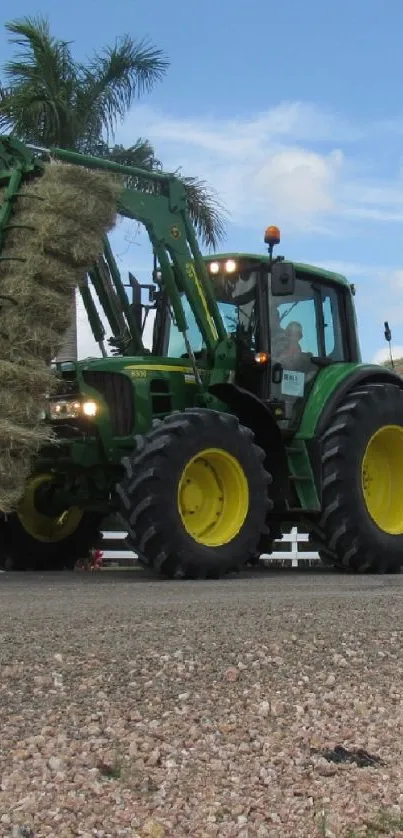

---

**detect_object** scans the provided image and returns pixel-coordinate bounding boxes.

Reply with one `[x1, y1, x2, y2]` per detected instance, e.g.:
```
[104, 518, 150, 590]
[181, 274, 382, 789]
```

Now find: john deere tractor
[1, 136, 403, 576]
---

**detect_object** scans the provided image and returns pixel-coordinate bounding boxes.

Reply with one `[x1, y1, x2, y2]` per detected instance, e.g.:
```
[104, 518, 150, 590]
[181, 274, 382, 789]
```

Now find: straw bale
[0, 419, 52, 453]
[0, 158, 121, 511]
[1, 392, 46, 426]
[0, 360, 54, 425]
[1, 158, 119, 315]
[0, 420, 54, 512]
[0, 318, 73, 364]
[0, 468, 30, 512]
[0, 457, 39, 513]
[0, 269, 76, 360]
[0, 358, 53, 391]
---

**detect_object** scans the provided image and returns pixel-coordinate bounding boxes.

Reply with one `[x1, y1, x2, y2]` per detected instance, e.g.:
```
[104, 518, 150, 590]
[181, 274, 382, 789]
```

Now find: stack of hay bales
[0, 160, 121, 513]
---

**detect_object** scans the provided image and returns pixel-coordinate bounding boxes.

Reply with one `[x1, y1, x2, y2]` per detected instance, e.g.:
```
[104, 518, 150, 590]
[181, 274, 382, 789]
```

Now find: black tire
[313, 382, 403, 573]
[307, 538, 349, 573]
[0, 512, 104, 571]
[245, 524, 283, 567]
[116, 408, 273, 579]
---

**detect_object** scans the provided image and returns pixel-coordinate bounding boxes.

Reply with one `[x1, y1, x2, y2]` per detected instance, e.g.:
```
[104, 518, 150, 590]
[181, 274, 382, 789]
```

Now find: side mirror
[271, 261, 296, 296]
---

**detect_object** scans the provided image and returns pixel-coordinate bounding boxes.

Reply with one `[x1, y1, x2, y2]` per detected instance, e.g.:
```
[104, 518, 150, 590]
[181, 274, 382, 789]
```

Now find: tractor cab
[153, 228, 360, 430]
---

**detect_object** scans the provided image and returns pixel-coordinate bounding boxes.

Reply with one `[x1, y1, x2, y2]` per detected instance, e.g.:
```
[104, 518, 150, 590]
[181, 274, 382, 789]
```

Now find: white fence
[101, 528, 320, 568]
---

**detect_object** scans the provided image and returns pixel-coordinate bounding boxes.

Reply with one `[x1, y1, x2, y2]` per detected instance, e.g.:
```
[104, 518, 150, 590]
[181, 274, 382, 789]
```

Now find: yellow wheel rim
[17, 473, 83, 543]
[177, 448, 249, 546]
[362, 425, 403, 534]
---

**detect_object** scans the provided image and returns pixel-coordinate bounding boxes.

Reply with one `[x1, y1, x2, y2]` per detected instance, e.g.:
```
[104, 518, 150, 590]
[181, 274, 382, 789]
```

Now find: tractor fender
[315, 366, 403, 437]
[208, 382, 289, 510]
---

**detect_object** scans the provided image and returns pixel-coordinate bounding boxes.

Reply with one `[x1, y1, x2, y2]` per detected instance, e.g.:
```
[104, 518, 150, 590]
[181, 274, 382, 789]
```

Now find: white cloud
[115, 100, 403, 234]
[388, 269, 403, 290]
[118, 102, 346, 232]
[372, 270, 403, 330]
[339, 180, 403, 223]
[123, 101, 357, 156]
[372, 346, 403, 364]
[313, 260, 375, 278]
[249, 148, 343, 227]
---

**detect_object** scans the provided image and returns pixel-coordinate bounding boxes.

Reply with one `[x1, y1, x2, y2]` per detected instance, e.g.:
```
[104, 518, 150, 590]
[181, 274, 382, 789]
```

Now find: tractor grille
[82, 370, 134, 436]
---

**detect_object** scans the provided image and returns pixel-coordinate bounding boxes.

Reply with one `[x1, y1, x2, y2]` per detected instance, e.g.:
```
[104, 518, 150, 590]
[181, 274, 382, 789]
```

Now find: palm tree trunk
[55, 289, 78, 362]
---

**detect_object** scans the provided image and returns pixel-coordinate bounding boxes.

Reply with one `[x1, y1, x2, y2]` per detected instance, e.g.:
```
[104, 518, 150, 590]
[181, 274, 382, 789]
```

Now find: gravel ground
[1, 568, 403, 838]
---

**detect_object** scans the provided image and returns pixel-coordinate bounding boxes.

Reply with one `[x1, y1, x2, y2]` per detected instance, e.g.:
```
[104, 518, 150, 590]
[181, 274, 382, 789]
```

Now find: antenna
[384, 321, 395, 369]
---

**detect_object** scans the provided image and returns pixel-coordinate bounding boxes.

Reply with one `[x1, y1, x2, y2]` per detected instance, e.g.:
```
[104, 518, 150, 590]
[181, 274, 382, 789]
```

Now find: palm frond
[79, 36, 169, 143]
[177, 174, 228, 250]
[1, 16, 227, 251]
[2, 16, 77, 146]
[106, 139, 160, 171]
[4, 16, 74, 89]
[90, 35, 169, 97]
[83, 137, 159, 172]
[92, 142, 227, 249]
[0, 83, 13, 132]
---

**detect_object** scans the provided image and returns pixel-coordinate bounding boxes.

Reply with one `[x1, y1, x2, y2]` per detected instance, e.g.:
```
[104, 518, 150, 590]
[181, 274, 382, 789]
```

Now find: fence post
[100, 529, 320, 567]
[291, 527, 299, 567]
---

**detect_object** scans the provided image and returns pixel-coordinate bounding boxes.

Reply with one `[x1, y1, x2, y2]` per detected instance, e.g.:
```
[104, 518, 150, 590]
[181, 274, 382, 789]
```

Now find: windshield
[269, 276, 346, 420]
[167, 270, 259, 358]
[270, 278, 345, 365]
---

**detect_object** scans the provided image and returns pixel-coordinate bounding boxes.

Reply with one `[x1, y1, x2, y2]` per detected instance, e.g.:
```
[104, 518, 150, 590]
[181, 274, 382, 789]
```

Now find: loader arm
[47, 146, 227, 358]
[87, 236, 145, 357]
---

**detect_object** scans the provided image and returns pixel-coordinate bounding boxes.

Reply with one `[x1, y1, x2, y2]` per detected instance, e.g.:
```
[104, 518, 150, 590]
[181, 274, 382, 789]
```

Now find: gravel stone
[1, 569, 403, 837]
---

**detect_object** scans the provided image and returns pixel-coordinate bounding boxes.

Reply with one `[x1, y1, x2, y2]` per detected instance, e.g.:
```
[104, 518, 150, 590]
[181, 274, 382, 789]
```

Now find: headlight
[49, 399, 81, 420]
[208, 261, 220, 274]
[48, 398, 98, 420]
[82, 400, 98, 417]
[208, 259, 238, 274]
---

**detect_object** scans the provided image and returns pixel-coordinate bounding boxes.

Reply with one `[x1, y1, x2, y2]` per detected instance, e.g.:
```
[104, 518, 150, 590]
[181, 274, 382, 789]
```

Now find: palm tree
[0, 16, 226, 359]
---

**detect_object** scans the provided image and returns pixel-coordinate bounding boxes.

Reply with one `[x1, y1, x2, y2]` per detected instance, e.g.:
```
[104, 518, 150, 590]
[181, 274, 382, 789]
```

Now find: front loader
[1, 135, 402, 576]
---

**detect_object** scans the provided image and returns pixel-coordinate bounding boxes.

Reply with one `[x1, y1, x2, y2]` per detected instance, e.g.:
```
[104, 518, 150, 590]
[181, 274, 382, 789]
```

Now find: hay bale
[0, 360, 55, 425]
[0, 358, 54, 392]
[0, 159, 121, 512]
[0, 313, 74, 363]
[0, 423, 51, 512]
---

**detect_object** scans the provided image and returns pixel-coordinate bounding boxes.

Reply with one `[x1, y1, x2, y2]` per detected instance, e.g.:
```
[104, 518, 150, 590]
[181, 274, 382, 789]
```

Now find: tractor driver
[283, 321, 303, 359]
[270, 308, 304, 366]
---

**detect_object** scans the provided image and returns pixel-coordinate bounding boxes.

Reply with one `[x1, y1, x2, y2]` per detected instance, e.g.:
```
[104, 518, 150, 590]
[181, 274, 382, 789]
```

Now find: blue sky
[2, 0, 403, 361]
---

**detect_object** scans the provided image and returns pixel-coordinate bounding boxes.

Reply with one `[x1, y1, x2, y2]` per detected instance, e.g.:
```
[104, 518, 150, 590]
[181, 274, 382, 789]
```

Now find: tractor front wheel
[0, 474, 103, 571]
[116, 408, 272, 579]
[314, 382, 403, 573]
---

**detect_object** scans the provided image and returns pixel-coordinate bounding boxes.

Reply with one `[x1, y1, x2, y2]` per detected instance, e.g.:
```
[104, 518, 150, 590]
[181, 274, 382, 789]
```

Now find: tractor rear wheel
[314, 382, 403, 573]
[116, 408, 272, 579]
[0, 474, 103, 571]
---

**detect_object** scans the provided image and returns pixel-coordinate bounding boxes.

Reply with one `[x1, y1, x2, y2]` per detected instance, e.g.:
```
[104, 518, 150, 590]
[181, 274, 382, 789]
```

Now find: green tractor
[1, 137, 403, 576]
